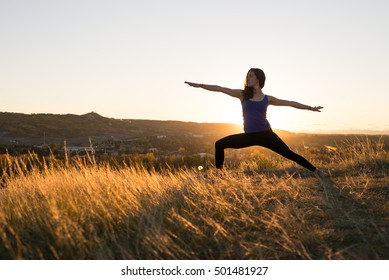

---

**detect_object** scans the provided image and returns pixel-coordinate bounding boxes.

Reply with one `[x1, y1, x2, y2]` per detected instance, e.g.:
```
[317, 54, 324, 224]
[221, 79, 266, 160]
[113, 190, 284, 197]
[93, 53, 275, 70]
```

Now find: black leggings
[215, 130, 316, 172]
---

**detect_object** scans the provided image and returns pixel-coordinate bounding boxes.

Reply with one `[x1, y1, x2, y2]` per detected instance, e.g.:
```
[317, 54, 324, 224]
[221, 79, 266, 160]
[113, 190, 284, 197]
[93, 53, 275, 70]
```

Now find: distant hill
[0, 112, 246, 145]
[3, 111, 386, 149]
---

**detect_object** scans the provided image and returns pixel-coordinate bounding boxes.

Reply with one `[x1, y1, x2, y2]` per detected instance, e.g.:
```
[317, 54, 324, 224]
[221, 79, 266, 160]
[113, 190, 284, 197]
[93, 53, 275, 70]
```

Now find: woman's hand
[310, 106, 323, 112]
[185, 81, 202, 88]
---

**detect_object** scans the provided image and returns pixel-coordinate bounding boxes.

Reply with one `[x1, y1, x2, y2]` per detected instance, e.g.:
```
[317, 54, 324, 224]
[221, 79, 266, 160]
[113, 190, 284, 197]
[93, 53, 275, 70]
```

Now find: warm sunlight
[267, 110, 293, 131]
[225, 111, 243, 126]
[1, 3, 388, 279]
[266, 108, 321, 132]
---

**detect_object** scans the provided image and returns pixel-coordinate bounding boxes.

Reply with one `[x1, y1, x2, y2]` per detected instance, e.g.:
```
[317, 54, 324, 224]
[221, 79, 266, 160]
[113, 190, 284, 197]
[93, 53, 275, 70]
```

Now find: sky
[1, 0, 388, 133]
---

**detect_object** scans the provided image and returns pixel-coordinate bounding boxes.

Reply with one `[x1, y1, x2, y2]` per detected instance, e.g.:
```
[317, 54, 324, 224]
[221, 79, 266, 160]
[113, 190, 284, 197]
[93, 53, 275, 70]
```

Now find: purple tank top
[242, 95, 271, 133]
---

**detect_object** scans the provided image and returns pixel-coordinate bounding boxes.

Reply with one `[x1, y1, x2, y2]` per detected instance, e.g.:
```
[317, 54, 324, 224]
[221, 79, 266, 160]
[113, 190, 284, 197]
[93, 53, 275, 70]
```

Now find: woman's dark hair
[242, 68, 266, 100]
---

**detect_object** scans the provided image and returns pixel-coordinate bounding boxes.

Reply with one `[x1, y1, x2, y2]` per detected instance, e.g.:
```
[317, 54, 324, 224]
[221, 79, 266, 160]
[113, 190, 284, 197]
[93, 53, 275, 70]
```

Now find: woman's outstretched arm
[185, 81, 242, 100]
[268, 95, 323, 112]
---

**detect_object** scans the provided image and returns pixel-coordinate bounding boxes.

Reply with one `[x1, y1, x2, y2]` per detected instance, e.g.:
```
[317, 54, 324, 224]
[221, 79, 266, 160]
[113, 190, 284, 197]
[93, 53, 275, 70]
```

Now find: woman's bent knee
[215, 139, 224, 149]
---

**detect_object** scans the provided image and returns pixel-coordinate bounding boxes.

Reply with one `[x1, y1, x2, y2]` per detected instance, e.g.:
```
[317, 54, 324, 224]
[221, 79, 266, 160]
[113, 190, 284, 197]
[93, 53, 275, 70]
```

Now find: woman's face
[246, 71, 259, 88]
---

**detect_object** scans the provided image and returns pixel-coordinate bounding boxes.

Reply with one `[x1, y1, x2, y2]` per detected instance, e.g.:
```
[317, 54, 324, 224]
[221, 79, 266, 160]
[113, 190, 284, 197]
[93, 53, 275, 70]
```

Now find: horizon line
[1, 110, 388, 135]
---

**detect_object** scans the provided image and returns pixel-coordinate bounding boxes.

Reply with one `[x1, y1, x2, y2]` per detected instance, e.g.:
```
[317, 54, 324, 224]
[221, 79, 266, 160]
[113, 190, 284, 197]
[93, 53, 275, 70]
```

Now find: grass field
[0, 137, 388, 259]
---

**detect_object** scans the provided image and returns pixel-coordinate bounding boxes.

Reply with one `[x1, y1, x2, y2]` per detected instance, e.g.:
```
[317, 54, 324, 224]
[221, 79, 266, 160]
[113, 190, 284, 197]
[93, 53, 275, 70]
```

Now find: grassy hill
[0, 136, 387, 259]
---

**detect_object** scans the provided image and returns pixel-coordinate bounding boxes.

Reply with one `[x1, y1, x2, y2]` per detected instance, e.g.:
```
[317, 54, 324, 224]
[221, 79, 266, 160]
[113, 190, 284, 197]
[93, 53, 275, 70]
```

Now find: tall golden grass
[0, 137, 388, 259]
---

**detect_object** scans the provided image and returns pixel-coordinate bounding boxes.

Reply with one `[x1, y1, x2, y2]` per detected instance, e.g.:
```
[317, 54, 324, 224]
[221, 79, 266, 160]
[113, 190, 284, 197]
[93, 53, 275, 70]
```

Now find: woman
[185, 68, 328, 178]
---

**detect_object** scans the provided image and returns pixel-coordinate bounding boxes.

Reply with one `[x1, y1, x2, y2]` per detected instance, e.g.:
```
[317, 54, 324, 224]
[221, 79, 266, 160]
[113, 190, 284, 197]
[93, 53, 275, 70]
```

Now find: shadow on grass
[315, 176, 388, 259]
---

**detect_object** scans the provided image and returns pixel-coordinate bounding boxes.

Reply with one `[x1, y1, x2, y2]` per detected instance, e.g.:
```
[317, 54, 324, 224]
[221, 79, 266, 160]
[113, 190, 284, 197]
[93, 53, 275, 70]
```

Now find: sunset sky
[1, 0, 388, 133]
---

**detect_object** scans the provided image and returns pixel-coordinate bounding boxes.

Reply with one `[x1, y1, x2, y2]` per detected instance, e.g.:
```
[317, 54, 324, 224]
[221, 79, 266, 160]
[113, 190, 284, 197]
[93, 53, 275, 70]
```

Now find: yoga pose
[185, 68, 328, 178]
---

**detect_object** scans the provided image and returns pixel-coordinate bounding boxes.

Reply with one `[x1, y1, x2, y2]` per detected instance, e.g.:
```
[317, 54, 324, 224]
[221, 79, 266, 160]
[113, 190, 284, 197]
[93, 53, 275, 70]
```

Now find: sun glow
[267, 109, 299, 132]
[226, 113, 243, 126]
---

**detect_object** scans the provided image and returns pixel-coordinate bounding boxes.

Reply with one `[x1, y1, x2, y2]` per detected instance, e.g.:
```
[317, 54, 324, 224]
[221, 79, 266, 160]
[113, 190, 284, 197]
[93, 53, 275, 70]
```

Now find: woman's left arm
[268, 95, 323, 112]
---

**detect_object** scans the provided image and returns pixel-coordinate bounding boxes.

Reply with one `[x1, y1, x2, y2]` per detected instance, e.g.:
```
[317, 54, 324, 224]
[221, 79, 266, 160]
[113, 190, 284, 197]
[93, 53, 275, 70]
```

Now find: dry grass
[0, 138, 388, 259]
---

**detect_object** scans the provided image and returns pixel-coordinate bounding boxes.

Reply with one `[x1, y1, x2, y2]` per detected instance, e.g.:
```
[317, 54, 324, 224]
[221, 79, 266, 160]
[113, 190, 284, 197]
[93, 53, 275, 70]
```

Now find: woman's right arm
[185, 81, 242, 100]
